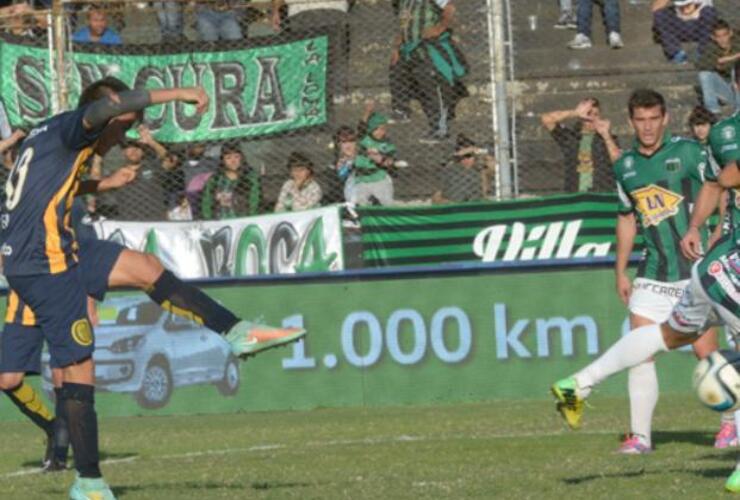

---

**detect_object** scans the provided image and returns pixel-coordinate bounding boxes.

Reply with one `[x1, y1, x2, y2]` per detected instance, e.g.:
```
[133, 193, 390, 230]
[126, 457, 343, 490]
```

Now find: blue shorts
[78, 238, 125, 301]
[7, 266, 93, 369]
[0, 323, 43, 374]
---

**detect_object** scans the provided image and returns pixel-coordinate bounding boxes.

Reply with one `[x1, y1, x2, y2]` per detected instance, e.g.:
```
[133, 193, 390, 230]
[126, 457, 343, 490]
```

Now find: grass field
[1, 394, 737, 499]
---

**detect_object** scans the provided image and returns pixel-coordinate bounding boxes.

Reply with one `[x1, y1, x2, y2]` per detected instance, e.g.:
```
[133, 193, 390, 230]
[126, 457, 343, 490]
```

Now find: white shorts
[629, 278, 688, 323]
[668, 265, 740, 339]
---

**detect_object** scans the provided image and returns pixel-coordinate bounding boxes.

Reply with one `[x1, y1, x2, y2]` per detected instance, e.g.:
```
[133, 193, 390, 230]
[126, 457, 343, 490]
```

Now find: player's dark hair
[628, 89, 666, 117]
[77, 77, 130, 108]
[688, 106, 716, 127]
[712, 19, 731, 33]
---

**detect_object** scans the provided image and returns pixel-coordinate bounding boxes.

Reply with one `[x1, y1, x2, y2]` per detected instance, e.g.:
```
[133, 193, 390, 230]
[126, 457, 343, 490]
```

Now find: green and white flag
[0, 35, 328, 141]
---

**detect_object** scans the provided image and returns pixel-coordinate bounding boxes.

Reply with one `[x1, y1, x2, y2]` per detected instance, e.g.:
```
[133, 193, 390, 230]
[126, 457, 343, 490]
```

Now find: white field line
[0, 428, 621, 480]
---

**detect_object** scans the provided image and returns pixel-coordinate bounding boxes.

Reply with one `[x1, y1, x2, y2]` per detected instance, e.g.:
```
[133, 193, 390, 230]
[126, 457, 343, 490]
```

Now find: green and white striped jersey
[615, 133, 710, 282]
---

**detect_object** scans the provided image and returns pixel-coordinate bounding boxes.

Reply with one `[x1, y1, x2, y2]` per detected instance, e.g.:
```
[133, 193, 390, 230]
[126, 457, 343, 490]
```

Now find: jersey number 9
[5, 148, 33, 211]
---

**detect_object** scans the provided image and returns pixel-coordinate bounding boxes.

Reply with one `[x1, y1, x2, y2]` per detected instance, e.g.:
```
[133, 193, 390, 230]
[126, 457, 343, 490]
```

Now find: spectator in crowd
[331, 125, 358, 203]
[72, 5, 122, 45]
[326, 100, 377, 203]
[167, 192, 193, 221]
[353, 112, 396, 205]
[201, 144, 261, 219]
[0, 128, 26, 186]
[554, 0, 577, 30]
[432, 134, 496, 204]
[158, 152, 186, 211]
[271, 0, 350, 98]
[696, 19, 740, 115]
[275, 152, 323, 212]
[541, 97, 621, 193]
[154, 1, 184, 42]
[687, 105, 717, 144]
[390, 0, 468, 143]
[183, 143, 219, 218]
[197, 0, 243, 41]
[652, 0, 716, 64]
[0, 2, 46, 38]
[114, 139, 168, 221]
[568, 0, 623, 49]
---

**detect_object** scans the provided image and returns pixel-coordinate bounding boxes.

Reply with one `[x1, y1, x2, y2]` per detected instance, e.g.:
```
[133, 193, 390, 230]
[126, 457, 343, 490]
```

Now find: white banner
[94, 206, 344, 279]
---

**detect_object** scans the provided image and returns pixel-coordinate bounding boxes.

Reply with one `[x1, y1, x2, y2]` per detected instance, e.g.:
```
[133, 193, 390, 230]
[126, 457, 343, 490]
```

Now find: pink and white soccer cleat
[616, 434, 652, 455]
[714, 422, 739, 449]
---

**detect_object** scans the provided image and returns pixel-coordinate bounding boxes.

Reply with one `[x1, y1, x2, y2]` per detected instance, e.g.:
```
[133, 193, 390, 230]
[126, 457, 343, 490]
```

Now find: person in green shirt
[200, 143, 261, 219]
[696, 19, 740, 116]
[352, 112, 396, 205]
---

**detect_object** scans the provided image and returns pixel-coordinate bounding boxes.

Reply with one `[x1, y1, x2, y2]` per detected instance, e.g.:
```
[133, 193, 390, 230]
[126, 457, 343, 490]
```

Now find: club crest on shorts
[630, 184, 684, 227]
[71, 319, 93, 346]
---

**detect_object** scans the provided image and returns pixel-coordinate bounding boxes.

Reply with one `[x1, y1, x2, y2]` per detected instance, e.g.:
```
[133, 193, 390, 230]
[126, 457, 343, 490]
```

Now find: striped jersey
[0, 106, 99, 276]
[707, 112, 740, 244]
[615, 133, 709, 282]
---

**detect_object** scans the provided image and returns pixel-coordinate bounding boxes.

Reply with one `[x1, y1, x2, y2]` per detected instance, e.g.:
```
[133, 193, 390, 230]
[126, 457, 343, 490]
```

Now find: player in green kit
[574, 89, 718, 453]
[551, 84, 740, 470]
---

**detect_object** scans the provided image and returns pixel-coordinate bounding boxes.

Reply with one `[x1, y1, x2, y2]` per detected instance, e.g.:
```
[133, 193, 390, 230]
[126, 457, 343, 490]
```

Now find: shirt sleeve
[57, 106, 103, 150]
[549, 125, 574, 156]
[710, 123, 740, 168]
[616, 179, 633, 214]
[275, 181, 291, 212]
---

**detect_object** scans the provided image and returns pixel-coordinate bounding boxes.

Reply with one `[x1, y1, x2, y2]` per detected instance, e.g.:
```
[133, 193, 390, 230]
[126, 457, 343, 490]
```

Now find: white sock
[734, 410, 740, 438]
[575, 324, 669, 397]
[628, 361, 658, 446]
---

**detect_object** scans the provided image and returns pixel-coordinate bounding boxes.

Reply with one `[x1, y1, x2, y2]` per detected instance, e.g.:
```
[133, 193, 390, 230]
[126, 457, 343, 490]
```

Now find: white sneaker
[608, 31, 624, 49]
[568, 33, 592, 50]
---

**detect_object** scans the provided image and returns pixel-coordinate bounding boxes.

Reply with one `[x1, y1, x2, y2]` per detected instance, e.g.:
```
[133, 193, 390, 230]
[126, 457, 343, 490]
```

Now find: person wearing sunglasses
[431, 133, 496, 204]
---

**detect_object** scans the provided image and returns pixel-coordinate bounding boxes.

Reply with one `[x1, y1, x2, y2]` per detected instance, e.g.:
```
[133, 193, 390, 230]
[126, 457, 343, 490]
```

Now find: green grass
[0, 394, 736, 499]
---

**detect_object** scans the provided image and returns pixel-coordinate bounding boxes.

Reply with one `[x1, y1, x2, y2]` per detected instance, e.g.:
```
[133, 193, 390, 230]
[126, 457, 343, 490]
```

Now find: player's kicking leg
[104, 248, 306, 358]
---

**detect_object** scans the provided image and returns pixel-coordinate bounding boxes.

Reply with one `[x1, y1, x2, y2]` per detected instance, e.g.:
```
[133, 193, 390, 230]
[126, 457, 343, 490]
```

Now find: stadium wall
[0, 263, 707, 421]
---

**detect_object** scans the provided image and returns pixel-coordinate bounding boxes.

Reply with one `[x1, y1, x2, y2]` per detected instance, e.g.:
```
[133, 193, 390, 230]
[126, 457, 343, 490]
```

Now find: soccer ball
[693, 350, 740, 412]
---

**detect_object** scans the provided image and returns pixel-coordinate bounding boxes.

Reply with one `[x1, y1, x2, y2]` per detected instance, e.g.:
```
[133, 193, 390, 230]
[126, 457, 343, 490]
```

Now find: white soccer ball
[693, 350, 740, 412]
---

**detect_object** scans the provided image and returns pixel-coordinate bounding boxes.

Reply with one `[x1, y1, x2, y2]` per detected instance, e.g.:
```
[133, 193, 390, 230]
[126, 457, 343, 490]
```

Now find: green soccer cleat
[225, 320, 306, 359]
[69, 476, 116, 500]
[551, 376, 585, 430]
[726, 469, 740, 493]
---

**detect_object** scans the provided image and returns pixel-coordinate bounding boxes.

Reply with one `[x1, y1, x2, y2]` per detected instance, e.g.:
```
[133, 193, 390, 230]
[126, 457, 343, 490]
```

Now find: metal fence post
[487, 0, 513, 199]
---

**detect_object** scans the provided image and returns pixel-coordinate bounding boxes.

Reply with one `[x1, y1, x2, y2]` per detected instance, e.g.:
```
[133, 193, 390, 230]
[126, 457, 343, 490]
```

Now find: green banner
[0, 266, 707, 420]
[0, 36, 328, 141]
[359, 193, 643, 267]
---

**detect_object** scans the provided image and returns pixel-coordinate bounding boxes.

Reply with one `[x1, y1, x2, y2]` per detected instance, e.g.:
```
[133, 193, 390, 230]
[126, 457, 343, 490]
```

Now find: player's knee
[0, 372, 24, 391]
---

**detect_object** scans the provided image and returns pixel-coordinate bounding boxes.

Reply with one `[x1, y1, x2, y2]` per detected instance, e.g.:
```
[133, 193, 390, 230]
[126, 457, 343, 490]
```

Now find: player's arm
[708, 190, 727, 247]
[82, 87, 208, 131]
[680, 180, 723, 260]
[615, 212, 637, 306]
[718, 162, 740, 189]
[0, 129, 25, 155]
[77, 166, 138, 195]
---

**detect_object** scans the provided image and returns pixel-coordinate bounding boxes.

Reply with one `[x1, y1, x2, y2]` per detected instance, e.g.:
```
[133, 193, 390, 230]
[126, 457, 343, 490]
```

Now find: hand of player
[100, 166, 138, 191]
[271, 9, 281, 31]
[615, 273, 632, 306]
[680, 226, 704, 260]
[11, 129, 26, 142]
[180, 87, 209, 115]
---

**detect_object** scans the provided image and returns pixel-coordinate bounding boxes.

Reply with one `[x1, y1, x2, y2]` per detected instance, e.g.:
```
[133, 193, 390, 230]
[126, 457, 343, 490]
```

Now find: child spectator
[352, 112, 396, 205]
[432, 134, 496, 204]
[72, 6, 122, 45]
[652, 0, 716, 64]
[568, 0, 623, 49]
[167, 192, 193, 221]
[275, 152, 323, 212]
[332, 126, 358, 203]
[696, 19, 740, 115]
[687, 105, 716, 144]
[201, 144, 261, 219]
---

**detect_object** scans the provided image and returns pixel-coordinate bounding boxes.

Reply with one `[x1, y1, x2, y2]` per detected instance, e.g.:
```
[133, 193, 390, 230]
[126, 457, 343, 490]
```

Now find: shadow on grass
[652, 430, 714, 447]
[563, 468, 648, 485]
[21, 451, 138, 469]
[113, 480, 314, 497]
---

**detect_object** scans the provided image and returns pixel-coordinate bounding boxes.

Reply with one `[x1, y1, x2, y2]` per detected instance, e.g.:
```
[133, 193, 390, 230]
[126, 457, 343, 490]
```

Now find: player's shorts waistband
[632, 278, 688, 299]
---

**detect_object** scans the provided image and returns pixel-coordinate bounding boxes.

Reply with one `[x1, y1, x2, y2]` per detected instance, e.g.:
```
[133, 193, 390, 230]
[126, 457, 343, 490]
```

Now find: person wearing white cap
[651, 0, 717, 64]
